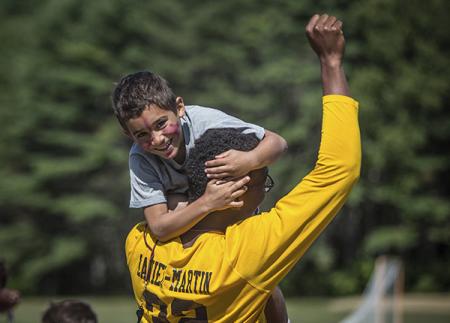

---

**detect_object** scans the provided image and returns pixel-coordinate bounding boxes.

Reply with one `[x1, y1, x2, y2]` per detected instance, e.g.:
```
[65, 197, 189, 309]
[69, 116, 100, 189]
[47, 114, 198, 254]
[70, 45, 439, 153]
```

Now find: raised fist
[306, 14, 345, 66]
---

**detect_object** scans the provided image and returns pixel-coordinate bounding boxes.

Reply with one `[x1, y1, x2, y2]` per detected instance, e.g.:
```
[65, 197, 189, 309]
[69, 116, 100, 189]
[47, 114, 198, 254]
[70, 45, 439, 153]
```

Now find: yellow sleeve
[225, 95, 361, 292]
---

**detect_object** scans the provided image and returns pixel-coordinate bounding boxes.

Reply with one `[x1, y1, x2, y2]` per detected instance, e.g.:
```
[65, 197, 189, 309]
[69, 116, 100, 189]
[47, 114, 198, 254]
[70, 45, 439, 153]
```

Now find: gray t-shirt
[129, 105, 265, 208]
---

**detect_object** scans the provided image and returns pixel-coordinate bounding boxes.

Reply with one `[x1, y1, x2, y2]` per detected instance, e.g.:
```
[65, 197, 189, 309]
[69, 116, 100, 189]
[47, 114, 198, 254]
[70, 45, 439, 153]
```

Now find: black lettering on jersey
[150, 260, 159, 285]
[154, 262, 161, 286]
[170, 269, 182, 292]
[199, 271, 205, 294]
[136, 255, 170, 288]
[202, 272, 212, 294]
[166, 268, 212, 295]
[143, 290, 168, 322]
[179, 271, 186, 293]
[186, 270, 193, 293]
[146, 258, 154, 282]
[154, 262, 167, 287]
[140, 257, 148, 281]
[137, 254, 143, 278]
[193, 270, 202, 294]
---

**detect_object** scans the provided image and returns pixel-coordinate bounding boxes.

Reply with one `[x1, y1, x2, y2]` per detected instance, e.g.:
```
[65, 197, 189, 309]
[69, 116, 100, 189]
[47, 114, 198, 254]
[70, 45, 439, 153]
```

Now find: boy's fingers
[228, 200, 244, 208]
[208, 178, 219, 185]
[206, 167, 231, 178]
[207, 172, 229, 179]
[205, 164, 228, 174]
[230, 186, 248, 199]
[230, 176, 250, 190]
[205, 159, 226, 168]
[215, 151, 230, 159]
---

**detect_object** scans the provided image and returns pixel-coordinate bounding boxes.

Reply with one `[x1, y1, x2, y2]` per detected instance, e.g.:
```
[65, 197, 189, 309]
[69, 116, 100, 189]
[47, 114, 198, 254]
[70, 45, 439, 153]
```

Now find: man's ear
[176, 97, 186, 117]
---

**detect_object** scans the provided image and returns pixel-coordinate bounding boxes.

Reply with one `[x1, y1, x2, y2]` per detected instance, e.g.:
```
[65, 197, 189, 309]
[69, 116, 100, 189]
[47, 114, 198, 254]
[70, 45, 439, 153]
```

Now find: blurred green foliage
[0, 0, 448, 295]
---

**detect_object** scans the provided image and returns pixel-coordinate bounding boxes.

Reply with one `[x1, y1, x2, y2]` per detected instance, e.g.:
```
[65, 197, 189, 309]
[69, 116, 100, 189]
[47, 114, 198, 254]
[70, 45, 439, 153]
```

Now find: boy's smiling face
[126, 99, 186, 163]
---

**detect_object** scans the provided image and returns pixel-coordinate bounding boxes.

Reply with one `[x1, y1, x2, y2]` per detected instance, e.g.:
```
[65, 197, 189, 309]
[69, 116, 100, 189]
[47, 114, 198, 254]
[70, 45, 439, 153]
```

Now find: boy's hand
[306, 14, 344, 67]
[201, 176, 250, 211]
[204, 150, 255, 179]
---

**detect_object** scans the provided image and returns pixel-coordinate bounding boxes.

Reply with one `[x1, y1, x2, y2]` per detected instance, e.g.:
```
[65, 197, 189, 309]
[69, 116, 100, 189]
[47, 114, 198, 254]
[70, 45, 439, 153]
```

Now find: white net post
[340, 256, 404, 323]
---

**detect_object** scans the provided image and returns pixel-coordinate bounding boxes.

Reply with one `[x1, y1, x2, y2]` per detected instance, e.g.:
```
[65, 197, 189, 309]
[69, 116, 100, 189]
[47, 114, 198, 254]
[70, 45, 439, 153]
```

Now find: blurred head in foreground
[0, 260, 20, 313]
[42, 300, 97, 323]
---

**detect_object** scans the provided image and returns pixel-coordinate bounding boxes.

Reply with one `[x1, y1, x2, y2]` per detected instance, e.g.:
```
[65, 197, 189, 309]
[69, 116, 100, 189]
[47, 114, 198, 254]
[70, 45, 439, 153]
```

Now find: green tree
[0, 0, 131, 293]
[346, 0, 450, 292]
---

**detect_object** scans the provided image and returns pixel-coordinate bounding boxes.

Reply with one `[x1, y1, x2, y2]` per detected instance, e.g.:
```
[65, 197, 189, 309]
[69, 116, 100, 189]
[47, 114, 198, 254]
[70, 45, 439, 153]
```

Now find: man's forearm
[321, 62, 350, 96]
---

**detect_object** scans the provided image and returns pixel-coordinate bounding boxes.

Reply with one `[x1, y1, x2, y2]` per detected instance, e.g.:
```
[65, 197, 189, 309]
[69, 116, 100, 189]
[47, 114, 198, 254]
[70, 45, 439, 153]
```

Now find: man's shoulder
[125, 222, 147, 260]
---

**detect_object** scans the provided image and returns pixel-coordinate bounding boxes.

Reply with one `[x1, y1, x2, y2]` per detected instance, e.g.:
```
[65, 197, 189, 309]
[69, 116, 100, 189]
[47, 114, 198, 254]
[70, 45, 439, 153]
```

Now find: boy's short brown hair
[112, 71, 177, 130]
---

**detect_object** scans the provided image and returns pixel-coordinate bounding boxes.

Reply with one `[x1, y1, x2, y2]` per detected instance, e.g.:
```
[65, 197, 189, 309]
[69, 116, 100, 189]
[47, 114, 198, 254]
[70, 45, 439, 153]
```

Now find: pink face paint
[162, 123, 180, 136]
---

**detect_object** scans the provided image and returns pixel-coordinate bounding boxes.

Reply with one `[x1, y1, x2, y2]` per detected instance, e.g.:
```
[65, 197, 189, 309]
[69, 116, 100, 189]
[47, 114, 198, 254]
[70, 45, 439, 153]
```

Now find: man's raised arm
[225, 14, 361, 292]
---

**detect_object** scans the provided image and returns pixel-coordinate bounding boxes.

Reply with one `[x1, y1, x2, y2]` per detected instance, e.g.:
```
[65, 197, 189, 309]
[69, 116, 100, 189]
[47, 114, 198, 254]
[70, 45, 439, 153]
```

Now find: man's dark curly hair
[111, 71, 177, 131]
[185, 128, 259, 202]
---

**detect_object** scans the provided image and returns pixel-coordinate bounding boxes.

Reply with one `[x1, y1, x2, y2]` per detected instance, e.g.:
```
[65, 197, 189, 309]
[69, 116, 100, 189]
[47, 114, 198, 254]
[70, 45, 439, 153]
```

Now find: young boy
[112, 72, 287, 241]
[112, 72, 288, 322]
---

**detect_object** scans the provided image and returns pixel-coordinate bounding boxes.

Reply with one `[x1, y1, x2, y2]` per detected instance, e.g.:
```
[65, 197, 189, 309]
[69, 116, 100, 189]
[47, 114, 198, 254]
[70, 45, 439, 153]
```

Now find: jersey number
[143, 290, 208, 322]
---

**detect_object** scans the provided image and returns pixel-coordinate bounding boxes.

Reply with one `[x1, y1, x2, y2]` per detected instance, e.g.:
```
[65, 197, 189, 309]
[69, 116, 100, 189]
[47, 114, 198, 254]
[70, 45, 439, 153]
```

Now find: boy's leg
[264, 285, 289, 323]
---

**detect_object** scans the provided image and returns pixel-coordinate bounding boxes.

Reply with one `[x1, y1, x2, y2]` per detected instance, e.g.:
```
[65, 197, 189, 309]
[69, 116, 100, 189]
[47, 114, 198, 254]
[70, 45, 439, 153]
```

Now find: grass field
[6, 294, 450, 323]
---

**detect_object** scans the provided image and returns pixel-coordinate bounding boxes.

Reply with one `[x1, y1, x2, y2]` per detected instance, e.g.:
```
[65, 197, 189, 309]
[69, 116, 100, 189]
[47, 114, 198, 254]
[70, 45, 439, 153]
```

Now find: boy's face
[126, 98, 186, 163]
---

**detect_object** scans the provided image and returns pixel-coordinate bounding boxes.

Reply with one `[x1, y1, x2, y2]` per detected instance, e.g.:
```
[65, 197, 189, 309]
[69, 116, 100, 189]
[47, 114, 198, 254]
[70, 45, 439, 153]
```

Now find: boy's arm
[144, 176, 250, 242]
[205, 130, 287, 179]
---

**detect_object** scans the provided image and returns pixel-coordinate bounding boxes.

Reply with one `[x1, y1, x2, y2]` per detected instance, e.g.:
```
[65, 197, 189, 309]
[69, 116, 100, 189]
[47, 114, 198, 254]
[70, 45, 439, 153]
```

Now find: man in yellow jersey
[125, 13, 361, 322]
